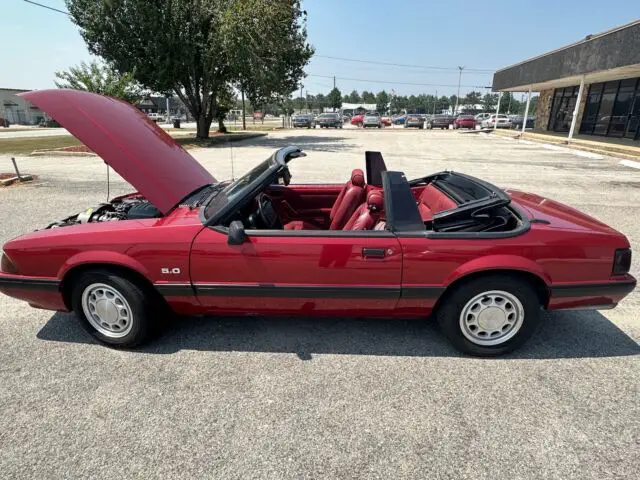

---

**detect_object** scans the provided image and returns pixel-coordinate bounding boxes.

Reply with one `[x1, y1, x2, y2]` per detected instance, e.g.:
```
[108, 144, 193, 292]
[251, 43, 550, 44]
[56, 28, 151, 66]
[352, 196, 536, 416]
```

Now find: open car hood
[21, 89, 215, 214]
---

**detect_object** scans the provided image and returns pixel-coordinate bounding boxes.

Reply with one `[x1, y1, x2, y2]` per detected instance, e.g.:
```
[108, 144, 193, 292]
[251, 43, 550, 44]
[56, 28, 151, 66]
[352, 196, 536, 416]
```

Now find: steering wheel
[257, 193, 282, 229]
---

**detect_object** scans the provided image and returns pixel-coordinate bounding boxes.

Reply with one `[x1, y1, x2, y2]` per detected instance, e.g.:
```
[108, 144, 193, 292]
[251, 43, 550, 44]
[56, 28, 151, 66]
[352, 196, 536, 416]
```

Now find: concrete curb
[30, 150, 96, 157]
[490, 129, 640, 160]
[0, 175, 34, 186]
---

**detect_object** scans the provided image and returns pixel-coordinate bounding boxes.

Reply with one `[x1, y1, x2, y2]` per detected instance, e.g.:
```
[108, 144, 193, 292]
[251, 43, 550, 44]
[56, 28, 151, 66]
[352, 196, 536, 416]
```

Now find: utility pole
[333, 76, 336, 89]
[433, 90, 438, 115]
[455, 66, 464, 115]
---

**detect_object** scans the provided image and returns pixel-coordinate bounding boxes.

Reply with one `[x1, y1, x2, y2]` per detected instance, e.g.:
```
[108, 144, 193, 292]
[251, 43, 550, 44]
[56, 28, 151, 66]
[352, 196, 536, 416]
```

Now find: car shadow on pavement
[38, 309, 639, 360]
[234, 135, 357, 153]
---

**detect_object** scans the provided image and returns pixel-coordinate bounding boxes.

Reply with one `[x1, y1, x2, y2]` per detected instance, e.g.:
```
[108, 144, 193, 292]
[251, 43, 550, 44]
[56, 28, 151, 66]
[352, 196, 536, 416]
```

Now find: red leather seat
[284, 169, 366, 230]
[417, 184, 456, 221]
[344, 190, 384, 231]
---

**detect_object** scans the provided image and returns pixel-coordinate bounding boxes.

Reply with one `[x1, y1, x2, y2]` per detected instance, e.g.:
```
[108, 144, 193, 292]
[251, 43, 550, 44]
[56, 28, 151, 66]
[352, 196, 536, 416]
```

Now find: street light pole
[455, 66, 464, 115]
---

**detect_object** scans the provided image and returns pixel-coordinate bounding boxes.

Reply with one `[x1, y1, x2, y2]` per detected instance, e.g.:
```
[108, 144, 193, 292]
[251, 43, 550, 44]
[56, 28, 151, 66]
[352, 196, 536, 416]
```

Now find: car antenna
[229, 140, 235, 181]
[106, 163, 110, 202]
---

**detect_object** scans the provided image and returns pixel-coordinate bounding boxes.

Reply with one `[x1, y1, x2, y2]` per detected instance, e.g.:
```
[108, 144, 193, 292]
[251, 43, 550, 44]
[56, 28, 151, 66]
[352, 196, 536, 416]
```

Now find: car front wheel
[71, 269, 159, 348]
[436, 275, 542, 356]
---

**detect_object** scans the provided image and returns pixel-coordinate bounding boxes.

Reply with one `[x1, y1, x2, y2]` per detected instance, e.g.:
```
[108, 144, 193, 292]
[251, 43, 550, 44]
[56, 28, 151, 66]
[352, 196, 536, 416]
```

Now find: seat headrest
[351, 169, 365, 187]
[367, 190, 384, 211]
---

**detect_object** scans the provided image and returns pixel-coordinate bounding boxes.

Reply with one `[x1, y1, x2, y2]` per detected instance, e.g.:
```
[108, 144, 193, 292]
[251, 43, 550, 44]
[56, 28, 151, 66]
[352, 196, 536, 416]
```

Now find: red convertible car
[0, 90, 635, 356]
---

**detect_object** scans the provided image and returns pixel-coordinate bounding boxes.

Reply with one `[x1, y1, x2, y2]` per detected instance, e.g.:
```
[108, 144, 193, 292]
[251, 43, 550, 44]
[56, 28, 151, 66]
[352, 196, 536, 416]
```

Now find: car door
[190, 227, 402, 316]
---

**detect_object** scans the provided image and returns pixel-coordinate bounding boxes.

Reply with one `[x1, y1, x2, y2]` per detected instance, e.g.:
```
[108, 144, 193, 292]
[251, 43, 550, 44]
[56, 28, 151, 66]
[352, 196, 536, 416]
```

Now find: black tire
[71, 269, 161, 348]
[435, 275, 542, 357]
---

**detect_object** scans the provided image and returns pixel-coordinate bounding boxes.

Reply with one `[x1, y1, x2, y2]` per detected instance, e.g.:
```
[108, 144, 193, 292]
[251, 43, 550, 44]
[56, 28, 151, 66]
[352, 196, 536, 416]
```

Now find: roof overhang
[492, 20, 640, 92]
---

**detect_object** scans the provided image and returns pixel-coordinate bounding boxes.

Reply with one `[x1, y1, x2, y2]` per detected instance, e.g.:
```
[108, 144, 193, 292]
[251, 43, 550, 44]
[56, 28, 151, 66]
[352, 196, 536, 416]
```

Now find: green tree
[214, 84, 236, 133]
[346, 90, 360, 103]
[483, 93, 498, 112]
[463, 91, 482, 108]
[327, 88, 342, 111]
[375, 90, 389, 114]
[66, 0, 312, 139]
[54, 60, 143, 104]
[222, 0, 313, 120]
[361, 91, 376, 103]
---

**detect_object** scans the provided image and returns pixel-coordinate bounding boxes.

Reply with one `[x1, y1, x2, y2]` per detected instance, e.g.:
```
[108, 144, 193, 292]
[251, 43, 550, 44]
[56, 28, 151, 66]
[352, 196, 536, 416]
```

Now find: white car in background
[481, 114, 512, 129]
[147, 112, 166, 123]
[362, 111, 382, 128]
[475, 113, 491, 125]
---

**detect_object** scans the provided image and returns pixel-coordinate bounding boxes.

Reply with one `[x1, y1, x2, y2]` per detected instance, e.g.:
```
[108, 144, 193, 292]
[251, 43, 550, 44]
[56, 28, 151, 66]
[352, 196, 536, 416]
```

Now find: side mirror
[228, 220, 247, 245]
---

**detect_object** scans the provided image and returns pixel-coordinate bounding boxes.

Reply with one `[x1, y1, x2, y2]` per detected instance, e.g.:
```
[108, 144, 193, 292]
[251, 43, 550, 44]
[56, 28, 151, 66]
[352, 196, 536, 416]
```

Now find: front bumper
[0, 273, 67, 311]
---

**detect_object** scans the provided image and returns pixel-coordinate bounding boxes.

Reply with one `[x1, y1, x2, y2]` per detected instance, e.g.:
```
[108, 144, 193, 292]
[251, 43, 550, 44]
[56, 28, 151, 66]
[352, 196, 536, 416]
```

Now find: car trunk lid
[20, 89, 215, 214]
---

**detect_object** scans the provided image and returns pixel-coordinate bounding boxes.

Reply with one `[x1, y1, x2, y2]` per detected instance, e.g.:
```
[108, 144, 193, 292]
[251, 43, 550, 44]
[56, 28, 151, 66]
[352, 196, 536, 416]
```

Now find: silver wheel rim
[459, 290, 524, 346]
[81, 283, 134, 338]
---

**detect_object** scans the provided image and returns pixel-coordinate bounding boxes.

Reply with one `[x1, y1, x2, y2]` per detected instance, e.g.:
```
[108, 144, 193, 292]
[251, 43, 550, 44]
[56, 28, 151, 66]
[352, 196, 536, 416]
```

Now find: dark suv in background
[292, 114, 314, 128]
[426, 114, 455, 129]
[315, 113, 343, 128]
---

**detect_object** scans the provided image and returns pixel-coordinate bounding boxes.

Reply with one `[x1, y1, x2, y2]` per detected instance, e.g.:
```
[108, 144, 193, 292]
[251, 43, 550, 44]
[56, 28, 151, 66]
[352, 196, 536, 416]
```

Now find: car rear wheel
[436, 275, 542, 356]
[71, 270, 159, 348]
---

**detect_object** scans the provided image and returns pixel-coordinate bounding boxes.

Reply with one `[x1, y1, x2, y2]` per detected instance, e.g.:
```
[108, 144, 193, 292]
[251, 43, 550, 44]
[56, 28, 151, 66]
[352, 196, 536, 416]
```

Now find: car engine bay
[45, 195, 161, 229]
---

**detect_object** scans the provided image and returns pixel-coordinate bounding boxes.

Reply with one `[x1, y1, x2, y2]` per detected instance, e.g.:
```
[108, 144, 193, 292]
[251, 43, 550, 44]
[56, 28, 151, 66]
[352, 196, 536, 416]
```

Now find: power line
[307, 74, 491, 89]
[20, 0, 497, 85]
[21, 0, 69, 15]
[314, 54, 495, 73]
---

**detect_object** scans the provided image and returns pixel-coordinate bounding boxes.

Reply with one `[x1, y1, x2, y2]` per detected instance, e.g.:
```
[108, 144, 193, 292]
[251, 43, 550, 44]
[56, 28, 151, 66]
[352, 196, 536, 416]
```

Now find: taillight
[1, 252, 19, 274]
[613, 248, 632, 275]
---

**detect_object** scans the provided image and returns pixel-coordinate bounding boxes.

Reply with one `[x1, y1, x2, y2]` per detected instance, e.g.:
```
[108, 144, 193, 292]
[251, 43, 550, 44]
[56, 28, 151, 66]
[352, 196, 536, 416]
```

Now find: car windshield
[203, 157, 274, 220]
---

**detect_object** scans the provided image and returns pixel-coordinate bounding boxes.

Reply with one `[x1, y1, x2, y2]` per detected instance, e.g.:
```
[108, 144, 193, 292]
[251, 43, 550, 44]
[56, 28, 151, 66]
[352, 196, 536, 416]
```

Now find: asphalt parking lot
[1, 128, 638, 479]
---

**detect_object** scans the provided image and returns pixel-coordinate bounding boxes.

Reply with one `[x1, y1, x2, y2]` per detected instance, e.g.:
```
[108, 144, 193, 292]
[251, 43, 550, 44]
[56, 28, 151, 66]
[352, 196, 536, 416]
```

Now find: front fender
[444, 254, 551, 287]
[57, 250, 152, 282]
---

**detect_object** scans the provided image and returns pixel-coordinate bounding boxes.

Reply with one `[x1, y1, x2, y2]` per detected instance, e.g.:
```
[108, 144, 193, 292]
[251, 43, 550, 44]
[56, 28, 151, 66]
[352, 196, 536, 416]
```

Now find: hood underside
[21, 89, 215, 214]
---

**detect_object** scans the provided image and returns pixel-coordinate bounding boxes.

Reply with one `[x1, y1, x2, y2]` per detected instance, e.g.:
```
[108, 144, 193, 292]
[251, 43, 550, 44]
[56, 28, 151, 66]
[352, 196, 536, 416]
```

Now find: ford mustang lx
[0, 90, 635, 356]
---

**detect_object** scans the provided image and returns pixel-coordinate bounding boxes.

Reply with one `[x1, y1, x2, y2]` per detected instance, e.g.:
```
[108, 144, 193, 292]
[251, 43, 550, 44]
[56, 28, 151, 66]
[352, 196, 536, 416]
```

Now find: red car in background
[455, 115, 477, 129]
[0, 90, 635, 356]
[351, 114, 364, 127]
[381, 116, 392, 127]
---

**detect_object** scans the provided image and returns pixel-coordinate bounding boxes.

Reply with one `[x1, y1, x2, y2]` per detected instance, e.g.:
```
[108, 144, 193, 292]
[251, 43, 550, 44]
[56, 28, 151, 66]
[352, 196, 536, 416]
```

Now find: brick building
[492, 20, 640, 141]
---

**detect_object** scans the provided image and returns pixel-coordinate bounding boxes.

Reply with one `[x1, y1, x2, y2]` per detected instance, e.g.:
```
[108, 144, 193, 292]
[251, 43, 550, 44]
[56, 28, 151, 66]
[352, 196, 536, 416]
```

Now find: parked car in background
[351, 114, 364, 127]
[475, 113, 491, 125]
[481, 114, 512, 129]
[342, 114, 351, 123]
[362, 111, 382, 128]
[293, 114, 314, 128]
[0, 117, 9, 127]
[393, 114, 407, 125]
[147, 112, 165, 123]
[405, 114, 425, 129]
[315, 113, 343, 128]
[381, 116, 392, 127]
[454, 115, 477, 129]
[426, 115, 456, 129]
[511, 116, 535, 129]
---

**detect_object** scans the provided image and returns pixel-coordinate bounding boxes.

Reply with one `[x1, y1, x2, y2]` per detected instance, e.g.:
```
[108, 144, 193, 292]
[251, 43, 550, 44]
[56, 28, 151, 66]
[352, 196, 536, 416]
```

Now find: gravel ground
[0, 129, 638, 479]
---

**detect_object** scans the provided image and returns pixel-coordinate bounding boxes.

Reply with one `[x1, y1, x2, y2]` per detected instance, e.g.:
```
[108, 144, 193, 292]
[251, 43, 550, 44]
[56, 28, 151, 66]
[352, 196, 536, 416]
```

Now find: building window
[548, 86, 578, 132]
[578, 77, 640, 141]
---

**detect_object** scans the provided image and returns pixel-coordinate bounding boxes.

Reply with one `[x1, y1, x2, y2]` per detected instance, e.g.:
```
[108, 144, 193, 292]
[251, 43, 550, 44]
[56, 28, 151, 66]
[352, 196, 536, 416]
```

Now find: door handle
[362, 247, 386, 259]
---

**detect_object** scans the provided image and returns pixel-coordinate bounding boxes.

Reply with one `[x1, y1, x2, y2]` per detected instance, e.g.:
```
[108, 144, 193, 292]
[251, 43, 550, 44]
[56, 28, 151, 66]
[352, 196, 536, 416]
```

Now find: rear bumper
[0, 273, 67, 311]
[548, 276, 636, 310]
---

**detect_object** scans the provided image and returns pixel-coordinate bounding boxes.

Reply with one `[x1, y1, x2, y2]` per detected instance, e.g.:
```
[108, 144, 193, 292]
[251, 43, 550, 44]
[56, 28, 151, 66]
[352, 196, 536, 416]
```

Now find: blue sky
[1, 0, 638, 98]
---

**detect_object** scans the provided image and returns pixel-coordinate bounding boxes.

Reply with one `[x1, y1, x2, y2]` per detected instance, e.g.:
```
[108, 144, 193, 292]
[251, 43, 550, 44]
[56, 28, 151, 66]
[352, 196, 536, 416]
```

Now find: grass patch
[0, 136, 82, 155]
[0, 129, 267, 155]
